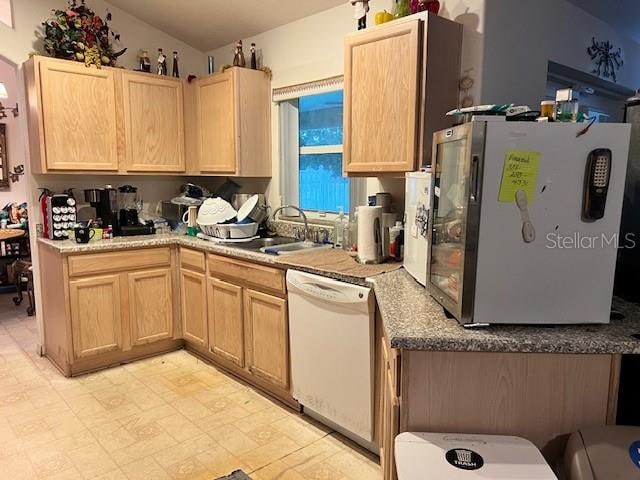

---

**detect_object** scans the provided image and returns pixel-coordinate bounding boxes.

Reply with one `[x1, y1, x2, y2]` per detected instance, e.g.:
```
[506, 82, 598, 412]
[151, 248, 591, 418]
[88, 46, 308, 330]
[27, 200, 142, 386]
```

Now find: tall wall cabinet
[24, 56, 271, 176]
[343, 13, 462, 175]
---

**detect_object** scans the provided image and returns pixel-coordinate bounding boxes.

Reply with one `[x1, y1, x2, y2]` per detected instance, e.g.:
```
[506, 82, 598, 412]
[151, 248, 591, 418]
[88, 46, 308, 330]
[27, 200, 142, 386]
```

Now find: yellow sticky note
[498, 150, 540, 203]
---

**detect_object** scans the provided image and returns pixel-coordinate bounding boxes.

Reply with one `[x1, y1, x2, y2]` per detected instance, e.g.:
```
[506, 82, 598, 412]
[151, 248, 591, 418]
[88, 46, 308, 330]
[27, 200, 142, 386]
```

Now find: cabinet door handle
[470, 155, 480, 202]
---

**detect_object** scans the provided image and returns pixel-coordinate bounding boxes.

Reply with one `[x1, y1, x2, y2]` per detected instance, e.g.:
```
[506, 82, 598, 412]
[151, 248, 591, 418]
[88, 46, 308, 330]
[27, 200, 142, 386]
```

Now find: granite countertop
[39, 235, 640, 355]
[372, 269, 640, 354]
[38, 234, 280, 265]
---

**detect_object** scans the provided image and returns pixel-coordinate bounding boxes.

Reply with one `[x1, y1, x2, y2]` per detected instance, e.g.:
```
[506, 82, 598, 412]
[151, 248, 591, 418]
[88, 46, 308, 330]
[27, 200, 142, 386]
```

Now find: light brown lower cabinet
[185, 253, 293, 405]
[378, 336, 400, 480]
[376, 317, 622, 479]
[128, 268, 174, 346]
[207, 277, 245, 367]
[180, 268, 208, 347]
[40, 246, 181, 376]
[243, 289, 289, 390]
[69, 274, 122, 359]
[41, 244, 294, 404]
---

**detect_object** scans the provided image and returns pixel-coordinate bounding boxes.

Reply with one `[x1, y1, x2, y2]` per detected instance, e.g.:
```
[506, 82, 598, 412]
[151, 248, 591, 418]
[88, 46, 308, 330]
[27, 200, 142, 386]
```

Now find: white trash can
[395, 432, 557, 479]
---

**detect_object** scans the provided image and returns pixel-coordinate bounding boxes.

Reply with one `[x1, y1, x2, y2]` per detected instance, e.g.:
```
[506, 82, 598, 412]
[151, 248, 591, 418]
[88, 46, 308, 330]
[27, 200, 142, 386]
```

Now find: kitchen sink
[259, 241, 333, 255]
[230, 236, 299, 251]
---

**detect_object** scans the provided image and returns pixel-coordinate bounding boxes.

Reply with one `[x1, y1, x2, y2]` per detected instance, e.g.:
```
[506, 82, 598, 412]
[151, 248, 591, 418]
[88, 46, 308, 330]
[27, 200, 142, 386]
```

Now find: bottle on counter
[389, 221, 404, 260]
[332, 208, 348, 248]
[540, 100, 555, 121]
[348, 209, 358, 252]
[172, 51, 179, 78]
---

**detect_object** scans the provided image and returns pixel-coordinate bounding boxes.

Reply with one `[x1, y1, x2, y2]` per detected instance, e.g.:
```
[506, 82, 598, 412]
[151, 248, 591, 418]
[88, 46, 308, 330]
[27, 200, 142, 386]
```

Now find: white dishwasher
[286, 270, 375, 451]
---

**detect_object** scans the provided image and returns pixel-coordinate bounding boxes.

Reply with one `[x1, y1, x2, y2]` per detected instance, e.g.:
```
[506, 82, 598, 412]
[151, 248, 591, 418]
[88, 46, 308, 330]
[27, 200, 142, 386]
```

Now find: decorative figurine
[172, 51, 179, 78]
[157, 48, 167, 75]
[139, 50, 151, 72]
[250, 43, 257, 70]
[588, 37, 624, 83]
[351, 0, 370, 30]
[233, 40, 246, 68]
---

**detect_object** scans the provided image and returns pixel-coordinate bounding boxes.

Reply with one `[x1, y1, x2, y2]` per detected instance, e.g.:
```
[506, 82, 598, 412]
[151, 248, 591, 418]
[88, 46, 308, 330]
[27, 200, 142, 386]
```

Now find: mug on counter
[74, 227, 96, 244]
[182, 206, 199, 227]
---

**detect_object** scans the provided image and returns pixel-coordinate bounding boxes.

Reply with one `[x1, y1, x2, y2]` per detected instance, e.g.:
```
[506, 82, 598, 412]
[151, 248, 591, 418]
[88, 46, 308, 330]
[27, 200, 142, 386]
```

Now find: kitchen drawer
[180, 248, 205, 272]
[68, 248, 171, 277]
[207, 253, 285, 294]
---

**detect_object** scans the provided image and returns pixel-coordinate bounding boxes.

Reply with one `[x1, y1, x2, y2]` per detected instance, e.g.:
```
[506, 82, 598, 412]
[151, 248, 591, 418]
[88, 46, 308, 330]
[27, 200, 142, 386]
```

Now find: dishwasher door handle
[288, 281, 370, 305]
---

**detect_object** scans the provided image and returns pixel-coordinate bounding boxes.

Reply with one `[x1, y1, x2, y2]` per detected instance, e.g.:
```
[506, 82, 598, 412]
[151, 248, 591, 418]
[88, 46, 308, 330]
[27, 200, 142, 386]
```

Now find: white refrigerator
[428, 120, 631, 325]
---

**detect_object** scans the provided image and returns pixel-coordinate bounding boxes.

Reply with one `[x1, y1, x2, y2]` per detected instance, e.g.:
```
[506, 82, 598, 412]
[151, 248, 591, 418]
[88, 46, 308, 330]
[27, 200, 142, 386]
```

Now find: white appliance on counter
[286, 270, 375, 451]
[429, 120, 631, 325]
[404, 171, 433, 285]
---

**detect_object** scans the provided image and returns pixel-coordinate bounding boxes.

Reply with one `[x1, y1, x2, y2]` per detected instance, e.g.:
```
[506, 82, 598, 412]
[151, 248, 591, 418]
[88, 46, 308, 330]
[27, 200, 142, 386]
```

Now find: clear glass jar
[395, 0, 411, 18]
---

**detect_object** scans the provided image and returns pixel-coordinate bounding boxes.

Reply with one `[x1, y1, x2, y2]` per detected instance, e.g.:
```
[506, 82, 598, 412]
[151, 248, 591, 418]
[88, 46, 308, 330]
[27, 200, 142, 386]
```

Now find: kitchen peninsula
[38, 234, 640, 477]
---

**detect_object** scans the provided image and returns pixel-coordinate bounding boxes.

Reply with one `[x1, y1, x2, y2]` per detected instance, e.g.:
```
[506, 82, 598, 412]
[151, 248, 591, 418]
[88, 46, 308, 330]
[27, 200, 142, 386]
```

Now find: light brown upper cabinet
[191, 67, 271, 176]
[25, 57, 272, 176]
[121, 72, 185, 172]
[25, 56, 119, 172]
[343, 14, 462, 175]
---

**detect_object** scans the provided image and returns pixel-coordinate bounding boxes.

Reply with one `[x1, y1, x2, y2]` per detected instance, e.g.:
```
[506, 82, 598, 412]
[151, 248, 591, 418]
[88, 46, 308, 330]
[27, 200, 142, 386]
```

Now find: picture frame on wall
[0, 124, 8, 189]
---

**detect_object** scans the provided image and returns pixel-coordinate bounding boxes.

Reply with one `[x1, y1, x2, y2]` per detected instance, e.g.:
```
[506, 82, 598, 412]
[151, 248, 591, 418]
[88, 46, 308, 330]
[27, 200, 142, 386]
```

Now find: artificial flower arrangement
[42, 0, 126, 68]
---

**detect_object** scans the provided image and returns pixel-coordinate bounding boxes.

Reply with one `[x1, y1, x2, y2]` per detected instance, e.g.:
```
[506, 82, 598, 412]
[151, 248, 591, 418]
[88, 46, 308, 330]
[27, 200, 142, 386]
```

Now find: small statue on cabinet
[157, 48, 167, 75]
[233, 40, 246, 68]
[350, 0, 370, 30]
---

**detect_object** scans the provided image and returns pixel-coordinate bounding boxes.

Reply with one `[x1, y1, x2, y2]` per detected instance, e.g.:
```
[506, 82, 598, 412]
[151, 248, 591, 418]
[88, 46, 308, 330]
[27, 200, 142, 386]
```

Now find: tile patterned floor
[0, 294, 382, 479]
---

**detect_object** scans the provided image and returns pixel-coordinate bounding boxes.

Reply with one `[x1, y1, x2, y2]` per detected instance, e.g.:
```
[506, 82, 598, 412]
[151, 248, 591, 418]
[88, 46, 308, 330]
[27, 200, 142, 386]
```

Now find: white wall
[0, 0, 11, 28]
[481, 0, 640, 107]
[209, 0, 486, 211]
[0, 56, 27, 206]
[0, 0, 207, 75]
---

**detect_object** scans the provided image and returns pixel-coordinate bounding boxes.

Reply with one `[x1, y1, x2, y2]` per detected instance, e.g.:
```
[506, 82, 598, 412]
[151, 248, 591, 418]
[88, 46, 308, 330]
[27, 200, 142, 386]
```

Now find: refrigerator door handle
[470, 154, 480, 202]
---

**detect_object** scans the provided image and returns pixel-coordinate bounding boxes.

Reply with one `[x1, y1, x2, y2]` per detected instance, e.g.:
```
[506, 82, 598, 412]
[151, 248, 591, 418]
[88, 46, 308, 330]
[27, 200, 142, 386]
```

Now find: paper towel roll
[357, 206, 384, 264]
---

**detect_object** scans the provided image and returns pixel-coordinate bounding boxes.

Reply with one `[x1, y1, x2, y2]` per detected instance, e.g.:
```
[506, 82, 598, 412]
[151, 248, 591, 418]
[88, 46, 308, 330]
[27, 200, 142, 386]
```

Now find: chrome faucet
[272, 205, 310, 242]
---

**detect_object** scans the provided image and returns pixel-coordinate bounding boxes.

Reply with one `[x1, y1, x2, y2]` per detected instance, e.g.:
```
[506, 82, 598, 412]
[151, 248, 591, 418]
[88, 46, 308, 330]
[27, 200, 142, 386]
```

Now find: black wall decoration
[587, 37, 624, 83]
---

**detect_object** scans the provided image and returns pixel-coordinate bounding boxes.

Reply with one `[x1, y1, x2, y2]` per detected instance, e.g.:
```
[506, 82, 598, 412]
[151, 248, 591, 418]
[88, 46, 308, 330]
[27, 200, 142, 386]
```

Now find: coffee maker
[117, 185, 155, 236]
[85, 186, 118, 232]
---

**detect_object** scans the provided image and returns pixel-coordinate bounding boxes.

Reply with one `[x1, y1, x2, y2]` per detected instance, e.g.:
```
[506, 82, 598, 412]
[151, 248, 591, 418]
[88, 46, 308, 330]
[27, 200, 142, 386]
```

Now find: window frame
[279, 92, 364, 223]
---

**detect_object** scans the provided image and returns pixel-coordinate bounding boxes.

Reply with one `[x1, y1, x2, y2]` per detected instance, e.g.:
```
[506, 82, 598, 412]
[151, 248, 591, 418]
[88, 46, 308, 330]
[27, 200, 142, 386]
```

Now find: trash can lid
[395, 432, 557, 479]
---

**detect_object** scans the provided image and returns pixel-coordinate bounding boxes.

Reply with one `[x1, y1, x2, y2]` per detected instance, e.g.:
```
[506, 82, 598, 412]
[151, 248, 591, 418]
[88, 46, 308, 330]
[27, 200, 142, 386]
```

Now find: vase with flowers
[42, 0, 126, 68]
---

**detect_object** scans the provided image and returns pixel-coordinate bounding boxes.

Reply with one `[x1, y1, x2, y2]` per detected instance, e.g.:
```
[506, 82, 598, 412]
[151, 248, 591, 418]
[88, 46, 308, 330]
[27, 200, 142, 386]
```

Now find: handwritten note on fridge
[498, 150, 540, 203]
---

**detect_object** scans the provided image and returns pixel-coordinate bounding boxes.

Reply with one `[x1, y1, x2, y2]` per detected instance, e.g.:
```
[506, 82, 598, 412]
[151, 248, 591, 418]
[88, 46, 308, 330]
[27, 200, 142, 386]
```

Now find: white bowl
[196, 197, 237, 225]
[199, 222, 259, 239]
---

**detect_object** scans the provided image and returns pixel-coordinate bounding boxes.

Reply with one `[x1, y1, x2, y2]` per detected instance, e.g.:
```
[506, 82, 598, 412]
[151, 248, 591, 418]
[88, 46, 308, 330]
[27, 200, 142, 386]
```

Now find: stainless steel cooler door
[427, 122, 485, 322]
[616, 101, 640, 300]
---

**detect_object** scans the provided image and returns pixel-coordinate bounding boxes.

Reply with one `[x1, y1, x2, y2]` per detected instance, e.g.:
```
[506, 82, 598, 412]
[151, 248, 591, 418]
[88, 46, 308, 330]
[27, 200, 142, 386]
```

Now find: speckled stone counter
[372, 268, 640, 354]
[39, 235, 640, 355]
[38, 234, 280, 265]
